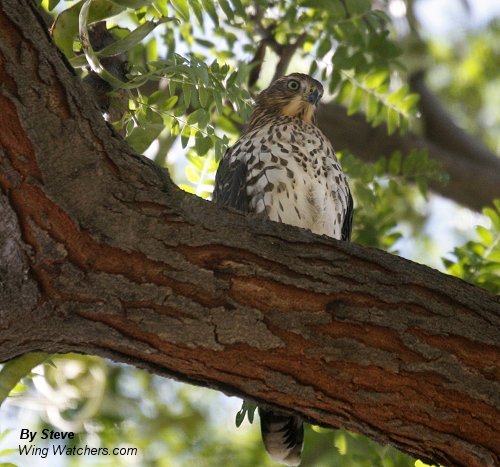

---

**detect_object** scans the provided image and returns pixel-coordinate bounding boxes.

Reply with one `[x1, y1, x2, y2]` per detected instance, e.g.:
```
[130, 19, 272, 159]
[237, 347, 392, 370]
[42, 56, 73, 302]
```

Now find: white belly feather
[243, 119, 349, 240]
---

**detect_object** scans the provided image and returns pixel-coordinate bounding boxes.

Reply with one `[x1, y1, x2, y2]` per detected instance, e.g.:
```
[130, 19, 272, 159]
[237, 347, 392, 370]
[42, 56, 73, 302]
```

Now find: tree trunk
[0, 2, 499, 467]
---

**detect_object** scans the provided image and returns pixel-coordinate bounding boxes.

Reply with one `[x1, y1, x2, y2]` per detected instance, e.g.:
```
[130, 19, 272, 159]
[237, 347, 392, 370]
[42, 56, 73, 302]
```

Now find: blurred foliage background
[1, 0, 499, 465]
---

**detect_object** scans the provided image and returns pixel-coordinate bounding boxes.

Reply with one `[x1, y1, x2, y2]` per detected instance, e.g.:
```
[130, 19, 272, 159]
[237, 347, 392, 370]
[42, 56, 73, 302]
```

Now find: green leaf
[198, 86, 211, 108]
[195, 38, 215, 48]
[213, 89, 224, 115]
[187, 108, 206, 125]
[110, 0, 154, 8]
[200, 0, 219, 26]
[483, 206, 500, 230]
[364, 70, 389, 89]
[70, 17, 179, 68]
[400, 93, 420, 112]
[95, 17, 179, 57]
[153, 0, 169, 16]
[194, 134, 212, 156]
[187, 0, 204, 26]
[332, 45, 349, 69]
[494, 199, 500, 213]
[164, 95, 179, 110]
[386, 107, 400, 135]
[48, 0, 61, 10]
[388, 85, 410, 106]
[214, 137, 224, 160]
[415, 175, 428, 197]
[347, 87, 363, 115]
[370, 8, 391, 25]
[374, 156, 386, 176]
[0, 353, 49, 406]
[388, 151, 402, 175]
[235, 400, 257, 427]
[346, 0, 370, 14]
[198, 109, 210, 128]
[178, 183, 196, 194]
[328, 70, 342, 94]
[182, 82, 192, 107]
[335, 431, 347, 455]
[181, 124, 192, 148]
[337, 80, 353, 103]
[235, 408, 245, 427]
[309, 60, 318, 76]
[401, 152, 414, 176]
[230, 0, 246, 18]
[316, 36, 332, 58]
[170, 0, 190, 21]
[78, 0, 129, 88]
[476, 226, 494, 246]
[218, 0, 234, 20]
[51, 0, 125, 58]
[126, 123, 164, 153]
[365, 94, 379, 121]
[185, 161, 200, 183]
[216, 115, 239, 134]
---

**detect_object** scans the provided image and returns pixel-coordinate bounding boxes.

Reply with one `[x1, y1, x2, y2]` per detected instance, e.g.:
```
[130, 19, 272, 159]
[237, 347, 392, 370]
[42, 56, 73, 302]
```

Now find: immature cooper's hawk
[213, 73, 353, 465]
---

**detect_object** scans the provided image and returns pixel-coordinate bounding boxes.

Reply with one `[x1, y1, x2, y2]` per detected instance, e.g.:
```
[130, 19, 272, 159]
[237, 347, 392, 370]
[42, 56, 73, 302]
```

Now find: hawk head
[248, 73, 324, 130]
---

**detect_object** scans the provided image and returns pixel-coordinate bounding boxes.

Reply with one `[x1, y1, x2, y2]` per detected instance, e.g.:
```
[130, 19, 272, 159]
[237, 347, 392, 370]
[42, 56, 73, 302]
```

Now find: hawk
[213, 73, 353, 465]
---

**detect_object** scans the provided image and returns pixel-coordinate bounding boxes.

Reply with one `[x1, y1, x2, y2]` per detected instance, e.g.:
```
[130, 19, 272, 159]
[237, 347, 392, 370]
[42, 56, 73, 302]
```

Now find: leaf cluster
[44, 0, 421, 182]
[343, 150, 446, 249]
[443, 200, 500, 293]
[425, 20, 500, 151]
[47, 0, 252, 161]
[301, 1, 419, 131]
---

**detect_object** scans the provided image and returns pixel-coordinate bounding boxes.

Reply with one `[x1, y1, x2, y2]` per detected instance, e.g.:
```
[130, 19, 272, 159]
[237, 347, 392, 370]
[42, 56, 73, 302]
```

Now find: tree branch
[248, 3, 308, 84]
[272, 33, 308, 82]
[317, 103, 500, 211]
[1, 2, 499, 467]
[410, 71, 498, 168]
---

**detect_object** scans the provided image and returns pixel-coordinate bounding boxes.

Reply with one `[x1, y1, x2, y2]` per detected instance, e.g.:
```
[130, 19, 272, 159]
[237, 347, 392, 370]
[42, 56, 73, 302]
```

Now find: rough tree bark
[0, 2, 499, 467]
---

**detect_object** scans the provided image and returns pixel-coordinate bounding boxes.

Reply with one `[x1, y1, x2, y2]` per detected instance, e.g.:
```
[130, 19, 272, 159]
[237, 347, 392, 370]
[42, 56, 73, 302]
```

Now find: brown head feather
[245, 73, 324, 132]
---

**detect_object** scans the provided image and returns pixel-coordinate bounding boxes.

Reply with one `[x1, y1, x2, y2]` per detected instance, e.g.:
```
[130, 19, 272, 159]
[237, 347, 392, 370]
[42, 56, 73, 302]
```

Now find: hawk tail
[259, 408, 304, 466]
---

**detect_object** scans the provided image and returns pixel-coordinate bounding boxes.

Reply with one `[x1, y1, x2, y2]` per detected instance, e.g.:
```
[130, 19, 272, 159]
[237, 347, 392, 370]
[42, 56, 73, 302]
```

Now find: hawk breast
[225, 117, 350, 239]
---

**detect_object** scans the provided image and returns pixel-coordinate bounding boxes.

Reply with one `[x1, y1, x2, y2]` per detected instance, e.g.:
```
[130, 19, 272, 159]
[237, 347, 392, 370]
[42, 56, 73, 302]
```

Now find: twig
[272, 33, 308, 81]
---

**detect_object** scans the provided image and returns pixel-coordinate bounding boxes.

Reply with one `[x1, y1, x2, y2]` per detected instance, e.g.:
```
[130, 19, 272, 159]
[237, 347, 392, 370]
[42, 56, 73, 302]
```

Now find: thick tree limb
[0, 2, 499, 467]
[409, 71, 496, 168]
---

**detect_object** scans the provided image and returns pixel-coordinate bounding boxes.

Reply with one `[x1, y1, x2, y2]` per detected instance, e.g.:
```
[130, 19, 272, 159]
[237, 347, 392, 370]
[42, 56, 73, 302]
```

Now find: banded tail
[259, 408, 304, 466]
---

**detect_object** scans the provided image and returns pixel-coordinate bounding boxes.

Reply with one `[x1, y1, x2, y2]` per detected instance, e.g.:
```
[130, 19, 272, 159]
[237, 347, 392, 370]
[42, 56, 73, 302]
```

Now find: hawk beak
[307, 89, 321, 105]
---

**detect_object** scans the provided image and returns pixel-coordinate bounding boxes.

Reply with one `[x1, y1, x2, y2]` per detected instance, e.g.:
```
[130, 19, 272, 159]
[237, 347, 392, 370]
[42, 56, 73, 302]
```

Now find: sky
[415, 0, 500, 36]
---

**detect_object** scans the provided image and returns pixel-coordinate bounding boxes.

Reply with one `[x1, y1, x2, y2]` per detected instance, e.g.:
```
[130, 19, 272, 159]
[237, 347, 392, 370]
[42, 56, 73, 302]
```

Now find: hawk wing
[341, 189, 354, 241]
[212, 147, 249, 212]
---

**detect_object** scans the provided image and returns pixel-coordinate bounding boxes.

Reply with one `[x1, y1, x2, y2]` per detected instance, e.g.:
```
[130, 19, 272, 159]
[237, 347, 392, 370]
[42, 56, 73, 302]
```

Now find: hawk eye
[287, 80, 300, 91]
